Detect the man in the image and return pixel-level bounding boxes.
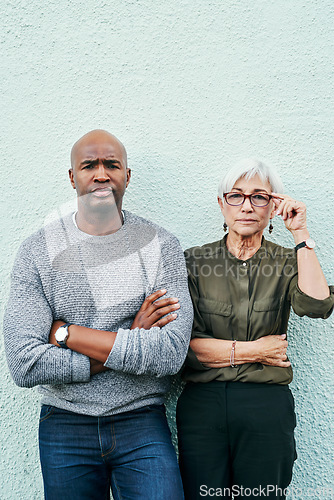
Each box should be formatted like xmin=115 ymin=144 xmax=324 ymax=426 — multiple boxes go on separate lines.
xmin=4 ymin=130 xmax=193 ymax=499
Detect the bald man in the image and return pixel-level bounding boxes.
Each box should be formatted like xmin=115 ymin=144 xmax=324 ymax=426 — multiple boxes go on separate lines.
xmin=4 ymin=130 xmax=193 ymax=500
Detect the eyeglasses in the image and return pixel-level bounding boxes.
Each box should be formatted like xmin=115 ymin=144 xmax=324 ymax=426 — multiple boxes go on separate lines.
xmin=223 ymin=192 xmax=272 ymax=207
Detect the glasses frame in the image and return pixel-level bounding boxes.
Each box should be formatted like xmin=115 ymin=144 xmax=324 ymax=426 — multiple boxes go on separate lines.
xmin=223 ymin=192 xmax=273 ymax=207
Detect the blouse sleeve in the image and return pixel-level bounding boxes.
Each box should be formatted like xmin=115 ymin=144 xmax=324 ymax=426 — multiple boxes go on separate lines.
xmin=288 ymin=275 xmax=334 ymax=319
xmin=184 ymin=253 xmax=213 ymax=372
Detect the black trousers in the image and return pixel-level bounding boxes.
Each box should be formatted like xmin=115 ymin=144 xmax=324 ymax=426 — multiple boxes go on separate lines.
xmin=176 ymin=381 xmax=297 ymax=500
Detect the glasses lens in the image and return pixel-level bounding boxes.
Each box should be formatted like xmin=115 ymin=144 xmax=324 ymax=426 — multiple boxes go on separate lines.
xmin=250 ymin=194 xmax=270 ymax=207
xmin=225 ymin=193 xmax=244 ymax=205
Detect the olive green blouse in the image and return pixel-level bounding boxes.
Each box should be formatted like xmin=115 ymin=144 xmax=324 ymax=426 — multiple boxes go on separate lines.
xmin=182 ymin=236 xmax=334 ymax=385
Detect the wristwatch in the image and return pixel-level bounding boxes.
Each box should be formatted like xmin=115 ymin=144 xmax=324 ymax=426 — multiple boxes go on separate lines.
xmin=55 ymin=323 xmax=72 ymax=348
xmin=295 ymin=238 xmax=316 ymax=251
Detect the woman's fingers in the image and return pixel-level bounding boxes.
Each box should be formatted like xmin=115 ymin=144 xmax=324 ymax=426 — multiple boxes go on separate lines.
xmin=283 ymin=202 xmax=297 ymax=220
xmin=272 ymin=193 xmax=304 ymax=214
xmin=271 ymin=193 xmax=284 ymax=208
xmin=274 ymin=359 xmax=291 ymax=367
xmin=256 ymin=334 xmax=291 ymax=366
xmin=271 ymin=193 xmax=307 ymax=231
xmin=273 ymin=197 xmax=296 ymax=219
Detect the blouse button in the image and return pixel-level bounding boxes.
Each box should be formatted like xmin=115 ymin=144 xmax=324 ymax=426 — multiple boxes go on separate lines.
xmin=242 ymin=262 xmax=247 ymax=267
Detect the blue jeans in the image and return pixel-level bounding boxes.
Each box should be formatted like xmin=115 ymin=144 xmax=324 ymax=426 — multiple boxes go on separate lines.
xmin=39 ymin=404 xmax=184 ymax=500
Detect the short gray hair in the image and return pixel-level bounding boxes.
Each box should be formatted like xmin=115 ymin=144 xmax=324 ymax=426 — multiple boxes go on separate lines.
xmin=217 ymin=158 xmax=284 ymax=199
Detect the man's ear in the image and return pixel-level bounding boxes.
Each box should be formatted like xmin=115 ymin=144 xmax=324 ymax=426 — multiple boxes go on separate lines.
xmin=126 ymin=168 xmax=131 ymax=188
xmin=69 ymin=169 xmax=76 ymax=190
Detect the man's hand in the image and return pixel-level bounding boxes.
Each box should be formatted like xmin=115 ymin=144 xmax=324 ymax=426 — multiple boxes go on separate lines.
xmin=254 ymin=334 xmax=291 ymax=367
xmin=131 ymin=289 xmax=180 ymax=330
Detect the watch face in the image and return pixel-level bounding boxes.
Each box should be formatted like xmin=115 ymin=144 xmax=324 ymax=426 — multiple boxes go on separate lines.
xmin=306 ymin=238 xmax=316 ymax=249
xmin=55 ymin=327 xmax=68 ymax=342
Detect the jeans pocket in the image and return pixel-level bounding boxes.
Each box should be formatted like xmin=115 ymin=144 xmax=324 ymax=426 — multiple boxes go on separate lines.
xmin=39 ymin=405 xmax=55 ymax=423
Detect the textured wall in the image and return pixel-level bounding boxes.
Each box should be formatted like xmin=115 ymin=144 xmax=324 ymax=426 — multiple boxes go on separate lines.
xmin=1 ymin=0 xmax=333 ymax=498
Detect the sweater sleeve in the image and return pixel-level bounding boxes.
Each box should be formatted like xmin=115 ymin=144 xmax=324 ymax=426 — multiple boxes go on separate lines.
xmin=3 ymin=240 xmax=91 ymax=388
xmin=104 ymin=234 xmax=193 ymax=376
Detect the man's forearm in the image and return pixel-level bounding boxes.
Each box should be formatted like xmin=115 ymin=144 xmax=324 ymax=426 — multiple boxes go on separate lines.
xmin=50 ymin=321 xmax=117 ymax=363
xmin=50 ymin=289 xmax=185 ymax=369
xmin=67 ymin=325 xmax=117 ymax=362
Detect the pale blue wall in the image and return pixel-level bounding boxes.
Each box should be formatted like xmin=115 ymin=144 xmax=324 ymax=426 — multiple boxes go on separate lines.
xmin=1 ymin=1 xmax=333 ymax=498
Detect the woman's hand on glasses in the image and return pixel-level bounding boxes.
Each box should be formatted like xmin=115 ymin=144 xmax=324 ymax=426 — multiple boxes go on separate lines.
xmin=272 ymin=193 xmax=307 ymax=233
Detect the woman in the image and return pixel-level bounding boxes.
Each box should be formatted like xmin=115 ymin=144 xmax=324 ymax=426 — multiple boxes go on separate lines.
xmin=176 ymin=159 xmax=333 ymax=500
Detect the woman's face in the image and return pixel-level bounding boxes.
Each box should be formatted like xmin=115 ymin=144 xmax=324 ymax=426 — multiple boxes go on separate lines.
xmin=218 ymin=174 xmax=275 ymax=238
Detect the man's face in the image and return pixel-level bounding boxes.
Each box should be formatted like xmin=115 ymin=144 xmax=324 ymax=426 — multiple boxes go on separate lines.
xmin=69 ymin=132 xmax=131 ymax=212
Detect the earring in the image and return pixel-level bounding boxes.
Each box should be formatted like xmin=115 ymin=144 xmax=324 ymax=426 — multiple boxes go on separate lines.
xmin=223 ymin=222 xmax=228 ymax=232
xmin=269 ymin=220 xmax=273 ymax=234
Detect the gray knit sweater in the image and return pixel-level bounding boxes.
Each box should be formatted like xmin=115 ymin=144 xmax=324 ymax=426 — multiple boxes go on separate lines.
xmin=3 ymin=210 xmax=193 ymax=416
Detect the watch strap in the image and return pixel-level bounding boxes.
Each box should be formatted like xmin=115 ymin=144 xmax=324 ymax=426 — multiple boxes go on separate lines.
xmin=295 ymin=238 xmax=316 ymax=251
xmin=295 ymin=241 xmax=307 ymax=251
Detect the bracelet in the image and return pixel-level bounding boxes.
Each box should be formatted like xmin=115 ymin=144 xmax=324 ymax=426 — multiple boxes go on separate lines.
xmin=230 ymin=340 xmax=237 ymax=368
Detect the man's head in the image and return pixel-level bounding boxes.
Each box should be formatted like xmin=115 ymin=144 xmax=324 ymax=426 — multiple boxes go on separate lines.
xmin=69 ymin=129 xmax=131 ymax=214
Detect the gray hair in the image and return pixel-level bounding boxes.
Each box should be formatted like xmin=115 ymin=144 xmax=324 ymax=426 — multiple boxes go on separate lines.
xmin=217 ymin=158 xmax=284 ymax=199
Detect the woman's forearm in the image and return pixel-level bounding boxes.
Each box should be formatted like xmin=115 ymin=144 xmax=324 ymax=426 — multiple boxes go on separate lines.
xmin=272 ymin=195 xmax=330 ymax=300
xmin=190 ymin=338 xmax=255 ymax=367
xmin=190 ymin=335 xmax=290 ymax=368
xmin=292 ymin=229 xmax=330 ymax=300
